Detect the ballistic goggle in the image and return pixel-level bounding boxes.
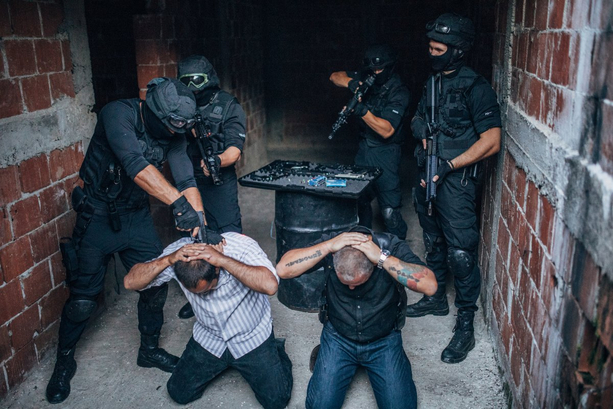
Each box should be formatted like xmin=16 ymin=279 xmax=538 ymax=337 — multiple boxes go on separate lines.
xmin=166 ymin=113 xmax=196 ymax=129
xmin=179 ymin=73 xmax=209 ymax=89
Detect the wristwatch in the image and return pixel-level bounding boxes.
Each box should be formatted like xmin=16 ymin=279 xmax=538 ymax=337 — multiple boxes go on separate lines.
xmin=377 ymin=249 xmax=391 ymax=269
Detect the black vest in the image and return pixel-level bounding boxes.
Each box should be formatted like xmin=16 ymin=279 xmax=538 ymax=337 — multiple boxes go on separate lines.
xmin=80 ymin=99 xmax=172 ymax=208
xmin=360 ymin=74 xmax=407 ymax=146
xmin=432 ymin=66 xmax=487 ymax=160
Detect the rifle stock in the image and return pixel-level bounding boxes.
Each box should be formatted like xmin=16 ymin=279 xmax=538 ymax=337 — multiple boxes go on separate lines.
xmin=328 ymin=74 xmax=376 ymax=140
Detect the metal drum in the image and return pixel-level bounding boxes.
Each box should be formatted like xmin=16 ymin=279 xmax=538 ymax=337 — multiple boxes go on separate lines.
xmin=275 ymin=191 xmax=357 ymax=311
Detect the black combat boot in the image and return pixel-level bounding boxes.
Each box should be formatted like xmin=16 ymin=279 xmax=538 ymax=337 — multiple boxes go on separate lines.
xmin=137 ymin=334 xmax=179 ymax=373
xmin=406 ymin=295 xmax=449 ymax=317
xmin=46 ymin=348 xmax=77 ymax=404
xmin=178 ymin=302 xmax=195 ymax=319
xmin=441 ymin=310 xmax=475 ymax=364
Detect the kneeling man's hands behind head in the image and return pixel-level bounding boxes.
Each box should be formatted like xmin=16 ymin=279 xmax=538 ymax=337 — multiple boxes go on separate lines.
xmin=169 ymin=242 xmax=226 ymax=264
xmin=327 ymin=232 xmax=370 ymax=253
xmin=351 ymin=239 xmax=381 ymax=265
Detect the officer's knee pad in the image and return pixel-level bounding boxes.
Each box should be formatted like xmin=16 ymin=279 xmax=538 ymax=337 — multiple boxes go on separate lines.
xmin=139 ymin=283 xmax=168 ymax=311
xmin=423 ymin=232 xmax=444 ymax=254
xmin=382 ymin=207 xmax=401 ymax=229
xmin=65 ymin=296 xmax=97 ymax=323
xmin=447 ymin=248 xmax=475 ymax=279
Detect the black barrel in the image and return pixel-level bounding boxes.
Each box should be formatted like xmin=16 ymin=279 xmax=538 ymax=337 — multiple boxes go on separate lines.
xmin=275 ymin=191 xmax=357 ymax=311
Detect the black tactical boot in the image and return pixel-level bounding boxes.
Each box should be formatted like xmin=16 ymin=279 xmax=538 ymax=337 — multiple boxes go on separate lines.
xmin=441 ymin=311 xmax=475 ymax=364
xmin=178 ymin=302 xmax=195 ymax=319
xmin=406 ymin=295 xmax=449 ymax=317
xmin=137 ymin=334 xmax=179 ymax=373
xmin=46 ymin=349 xmax=77 ymax=404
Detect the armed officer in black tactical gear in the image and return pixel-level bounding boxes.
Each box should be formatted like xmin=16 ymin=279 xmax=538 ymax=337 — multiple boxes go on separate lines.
xmin=330 ymin=44 xmax=410 ymax=240
xmin=406 ymin=13 xmax=501 ymax=364
xmin=46 ymin=78 xmax=205 ymax=404
xmin=175 ymin=55 xmax=247 ymax=319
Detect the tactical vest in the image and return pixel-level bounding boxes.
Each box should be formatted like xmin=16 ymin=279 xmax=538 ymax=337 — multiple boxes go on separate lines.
xmin=361 ymin=75 xmax=407 ymax=146
xmin=433 ymin=66 xmax=487 ymax=160
xmin=188 ymin=91 xmax=236 ymax=160
xmin=80 ymin=99 xmax=172 ymax=208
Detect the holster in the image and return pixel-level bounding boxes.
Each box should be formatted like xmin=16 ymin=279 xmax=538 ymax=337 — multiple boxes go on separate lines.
xmin=59 ymin=237 xmax=79 ymax=284
xmin=318 ymin=303 xmax=328 ymax=324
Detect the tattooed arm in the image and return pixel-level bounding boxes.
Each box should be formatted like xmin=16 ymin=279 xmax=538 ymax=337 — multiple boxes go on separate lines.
xmin=277 ymin=232 xmax=370 ymax=279
xmin=351 ymin=240 xmax=437 ymax=296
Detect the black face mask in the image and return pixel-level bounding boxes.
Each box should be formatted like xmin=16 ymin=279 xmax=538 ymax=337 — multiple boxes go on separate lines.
xmin=143 ymin=104 xmax=174 ymax=139
xmin=194 ymin=86 xmax=220 ymax=107
xmin=430 ymin=47 xmax=465 ymax=72
xmin=373 ymin=67 xmax=394 ymax=85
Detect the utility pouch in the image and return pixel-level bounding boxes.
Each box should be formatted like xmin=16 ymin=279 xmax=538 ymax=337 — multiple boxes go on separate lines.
xmin=107 ymin=201 xmax=121 ymax=232
xmin=59 ymin=237 xmax=79 ymax=284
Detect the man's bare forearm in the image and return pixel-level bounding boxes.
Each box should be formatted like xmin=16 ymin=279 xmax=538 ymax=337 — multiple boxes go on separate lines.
xmin=277 ymin=245 xmax=328 ymax=279
xmin=219 ymin=256 xmax=278 ymax=295
xmin=125 ymin=255 xmax=172 ymax=291
xmin=383 ymin=257 xmax=437 ymax=295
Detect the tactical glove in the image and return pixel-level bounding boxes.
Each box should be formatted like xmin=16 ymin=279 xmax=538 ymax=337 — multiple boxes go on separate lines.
xmin=348 ymin=79 xmax=361 ymax=93
xmin=353 ymin=102 xmax=368 ymax=117
xmin=434 ymin=160 xmax=455 ymax=184
xmin=171 ymin=196 xmax=200 ymax=230
xmin=411 ymin=117 xmax=428 ymax=140
xmin=204 ymin=227 xmax=223 ymax=245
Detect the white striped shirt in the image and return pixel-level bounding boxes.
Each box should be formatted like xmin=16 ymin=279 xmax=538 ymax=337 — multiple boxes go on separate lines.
xmin=145 ymin=232 xmax=278 ymax=359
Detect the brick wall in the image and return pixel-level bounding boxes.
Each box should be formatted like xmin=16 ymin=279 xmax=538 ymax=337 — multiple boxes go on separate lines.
xmin=0 ymin=0 xmax=95 ymax=398
xmin=482 ymin=0 xmax=613 ymax=407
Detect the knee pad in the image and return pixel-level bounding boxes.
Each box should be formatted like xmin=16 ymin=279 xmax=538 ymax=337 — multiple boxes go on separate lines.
xmin=139 ymin=283 xmax=168 ymax=311
xmin=423 ymin=232 xmax=444 ymax=254
xmin=382 ymin=207 xmax=401 ymax=229
xmin=447 ymin=248 xmax=475 ymax=279
xmin=65 ymin=297 xmax=97 ymax=323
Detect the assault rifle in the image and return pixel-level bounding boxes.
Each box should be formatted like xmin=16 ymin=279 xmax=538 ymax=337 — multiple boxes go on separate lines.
xmin=425 ymin=74 xmax=440 ymax=216
xmin=328 ymin=74 xmax=376 ymax=140
xmin=194 ymin=113 xmax=223 ymax=186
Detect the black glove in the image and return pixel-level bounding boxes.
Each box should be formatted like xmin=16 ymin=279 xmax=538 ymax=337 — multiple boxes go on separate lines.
xmin=204 ymin=227 xmax=223 ymax=245
xmin=171 ymin=196 xmax=200 ymax=230
xmin=414 ymin=145 xmax=426 ymax=168
xmin=352 ymin=102 xmax=368 ymax=117
xmin=411 ymin=117 xmax=428 ymax=140
xmin=348 ymin=79 xmax=360 ymax=93
xmin=434 ymin=160 xmax=455 ymax=184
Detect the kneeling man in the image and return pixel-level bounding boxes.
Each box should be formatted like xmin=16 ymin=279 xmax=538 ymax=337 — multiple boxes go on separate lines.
xmin=125 ymin=233 xmax=292 ymax=408
xmin=277 ymin=227 xmax=436 ymax=409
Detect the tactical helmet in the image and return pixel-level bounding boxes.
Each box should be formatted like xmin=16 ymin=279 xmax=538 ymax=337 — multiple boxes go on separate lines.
xmin=178 ymin=55 xmax=221 ymax=91
xmin=363 ymin=44 xmax=397 ymax=70
xmin=145 ymin=78 xmax=197 ymax=133
xmin=426 ymin=13 xmax=475 ymax=52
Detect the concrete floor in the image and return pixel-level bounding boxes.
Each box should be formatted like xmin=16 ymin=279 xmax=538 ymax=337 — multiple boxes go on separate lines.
xmin=2 ymin=146 xmax=507 ymax=408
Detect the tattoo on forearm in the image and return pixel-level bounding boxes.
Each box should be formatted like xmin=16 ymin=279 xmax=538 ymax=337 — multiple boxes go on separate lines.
xmin=285 ymin=250 xmax=322 ymax=267
xmin=389 ymin=264 xmax=429 ymax=290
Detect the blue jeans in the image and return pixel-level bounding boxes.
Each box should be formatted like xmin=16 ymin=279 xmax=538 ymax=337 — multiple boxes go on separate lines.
xmin=306 ymin=322 xmax=417 ymax=409
xmin=167 ymin=333 xmax=292 ymax=408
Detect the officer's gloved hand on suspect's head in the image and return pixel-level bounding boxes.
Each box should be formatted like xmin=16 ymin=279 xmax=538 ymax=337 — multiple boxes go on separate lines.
xmin=434 ymin=160 xmax=455 ymax=184
xmin=411 ymin=117 xmax=428 ymax=140
xmin=204 ymin=227 xmax=223 ymax=245
xmin=171 ymin=196 xmax=200 ymax=231
xmin=352 ymin=102 xmax=369 ymax=118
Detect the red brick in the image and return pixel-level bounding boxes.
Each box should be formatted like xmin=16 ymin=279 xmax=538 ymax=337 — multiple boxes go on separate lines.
xmin=552 ymin=87 xmax=573 ymax=136
xmin=49 ymin=142 xmax=82 ymax=179
xmin=9 ymin=0 xmax=41 ymax=37
xmin=525 ymin=0 xmax=537 ymax=27
xmin=548 ymin=0 xmax=565 ymax=28
xmin=22 ymin=261 xmax=52 ymax=306
xmin=160 ymin=15 xmax=174 ymax=40
xmin=601 ymin=102 xmax=613 ymax=174
xmin=597 ymin=273 xmax=613 ymax=352
xmin=18 ymin=154 xmax=51 ymax=194
xmin=528 ymin=235 xmax=543 ymax=288
xmin=550 ymin=32 xmax=573 ymax=87
xmin=10 ymin=195 xmax=42 ymax=238
xmin=133 ymin=15 xmax=162 ymax=40
xmin=137 ymin=65 xmax=165 ymax=89
xmin=49 ymin=251 xmax=65 ymax=286
xmin=538 ymin=195 xmax=555 ymax=254
xmin=568 ymin=0 xmax=589 ymax=28
xmin=500 ymin=307 xmax=513 ymax=356
xmin=29 ymin=222 xmax=58 ymax=264
xmin=561 ymin=295 xmax=582 ymax=360
xmin=0 ymin=166 xmax=21 ymax=207
xmin=163 ymin=63 xmax=177 ymax=78
xmin=0 ymin=208 xmax=12 ymax=249
xmin=536 ymin=33 xmax=552 ymax=81
xmin=497 ymin=218 xmax=511 ymax=265
xmin=551 ymin=216 xmax=575 ymax=283
xmin=515 ymin=0 xmax=525 ymax=25
xmin=571 ymin=245 xmax=600 ymax=321
xmin=0 ymin=78 xmax=23 ymax=119
xmin=534 ymin=0 xmax=549 ymax=30
xmin=0 ymin=325 xmax=10 ymax=367
xmin=34 ymin=320 xmax=59 ymax=360
xmin=509 ymin=244 xmax=522 ymax=287
xmin=4 ymin=39 xmax=37 ymax=76
xmin=39 ymin=285 xmax=68 ymax=328
xmin=525 ymin=32 xmax=538 ymax=75
xmin=0 ymin=1 xmax=11 ymax=36
xmin=21 ymin=75 xmax=52 ymax=112
xmin=135 ymin=40 xmax=161 ymax=65
xmin=39 ymin=1 xmax=65 ymax=37
xmin=39 ymin=184 xmax=69 ymax=224
xmin=0 ymin=279 xmax=25 ymax=324
xmin=49 ymin=72 xmax=75 ymax=100
xmin=9 ymin=304 xmax=40 ymax=351
xmin=510 ymin=337 xmax=522 ymax=386
xmin=525 ymin=182 xmax=539 ymax=231
xmin=0 ymin=233 xmax=34 ymax=282
xmin=61 ymin=40 xmax=72 ymax=71
xmin=35 ymin=39 xmax=63 ymax=73
xmin=5 ymin=341 xmax=37 ymax=389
